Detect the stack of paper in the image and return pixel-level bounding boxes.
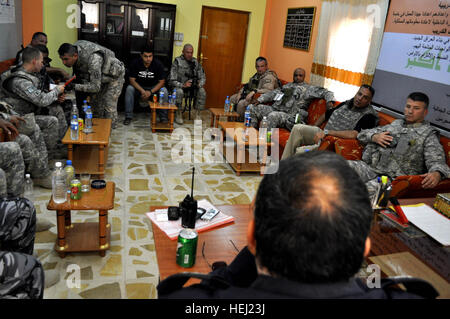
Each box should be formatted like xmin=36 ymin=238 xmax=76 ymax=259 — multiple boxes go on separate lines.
xmin=146 ymin=199 xmax=235 ymax=240
xmin=400 ymin=204 xmax=450 ymax=246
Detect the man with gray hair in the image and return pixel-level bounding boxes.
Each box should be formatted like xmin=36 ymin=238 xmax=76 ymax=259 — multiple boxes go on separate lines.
xmin=229 ymin=56 xmax=279 ymax=120
xmin=168 ymin=44 xmax=206 ymax=124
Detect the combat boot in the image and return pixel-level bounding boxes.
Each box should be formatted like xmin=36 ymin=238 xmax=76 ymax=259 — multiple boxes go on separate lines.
xmin=34 ymin=173 xmax=52 ymax=189
xmin=175 ymin=109 xmax=184 ymax=124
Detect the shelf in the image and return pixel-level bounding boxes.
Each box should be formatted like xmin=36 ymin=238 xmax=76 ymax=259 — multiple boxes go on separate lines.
xmin=107 ymin=13 xmax=124 ymax=17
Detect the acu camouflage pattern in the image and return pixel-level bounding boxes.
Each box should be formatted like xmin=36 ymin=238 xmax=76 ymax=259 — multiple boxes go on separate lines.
xmin=249 ymin=82 xmax=335 ymax=130
xmin=0 ymin=67 xmax=67 ymax=141
xmin=0 ymin=143 xmax=25 ymax=197
xmin=168 ymin=55 xmax=206 ymax=110
xmin=73 ymin=40 xmax=126 ymax=127
xmin=230 ymin=69 xmax=280 ymax=118
xmin=348 ymin=119 xmax=450 ymax=198
xmin=324 ymin=99 xmax=379 ymax=131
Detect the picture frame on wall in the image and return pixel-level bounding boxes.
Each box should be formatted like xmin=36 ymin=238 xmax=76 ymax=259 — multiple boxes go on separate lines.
xmin=283 ymin=7 xmax=316 ymax=52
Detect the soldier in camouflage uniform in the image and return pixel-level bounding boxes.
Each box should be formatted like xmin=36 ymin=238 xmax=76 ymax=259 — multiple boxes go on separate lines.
xmin=347 ymin=92 xmax=450 ymax=198
xmin=282 ymin=85 xmax=378 ymax=159
xmin=0 ymin=47 xmax=66 ymax=159
xmin=58 ymin=40 xmax=125 ymax=129
xmin=230 ymin=57 xmax=279 ymax=120
xmin=249 ymin=68 xmax=335 ymax=130
xmin=168 ymin=44 xmax=206 ymax=124
xmin=0 ymin=115 xmax=52 ymax=195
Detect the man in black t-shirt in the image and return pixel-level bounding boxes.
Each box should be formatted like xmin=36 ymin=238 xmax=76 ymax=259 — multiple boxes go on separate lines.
xmin=282 ymin=84 xmax=379 ymax=159
xmin=124 ymin=45 xmax=168 ymax=125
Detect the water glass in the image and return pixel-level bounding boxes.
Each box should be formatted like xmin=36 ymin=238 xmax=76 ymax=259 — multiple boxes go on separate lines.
xmin=80 ymin=173 xmax=91 ymax=192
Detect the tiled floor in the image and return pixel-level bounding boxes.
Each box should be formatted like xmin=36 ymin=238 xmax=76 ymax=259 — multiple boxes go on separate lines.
xmin=33 ymin=110 xmax=262 ymax=299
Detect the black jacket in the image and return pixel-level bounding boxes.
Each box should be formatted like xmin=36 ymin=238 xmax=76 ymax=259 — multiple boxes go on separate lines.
xmin=158 ymin=247 xmax=438 ymax=299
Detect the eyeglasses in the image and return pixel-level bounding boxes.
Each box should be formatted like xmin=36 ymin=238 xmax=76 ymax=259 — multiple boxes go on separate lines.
xmin=201 ymin=240 xmax=241 ymax=270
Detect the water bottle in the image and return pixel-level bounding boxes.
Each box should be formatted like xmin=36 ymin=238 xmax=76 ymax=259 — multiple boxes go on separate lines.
xmin=23 ymin=173 xmax=34 ymax=202
xmin=70 ymin=115 xmax=79 ymax=140
xmin=172 ymin=89 xmax=177 ymax=104
xmin=52 ymin=162 xmax=67 ymax=204
xmin=259 ymin=116 xmax=268 ymax=141
xmin=159 ymin=88 xmax=164 ymax=105
xmin=84 ymin=105 xmax=93 ymax=133
xmin=224 ymin=96 xmax=230 ymax=113
xmin=243 ymin=106 xmax=251 ymax=141
xmin=64 ymin=160 xmax=75 ymax=194
xmin=82 ymin=100 xmax=88 ymax=112
xmin=71 ymin=100 xmax=79 ymax=120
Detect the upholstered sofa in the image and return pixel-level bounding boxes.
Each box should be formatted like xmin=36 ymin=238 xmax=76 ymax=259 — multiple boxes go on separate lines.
xmin=275 ymin=99 xmax=450 ymax=199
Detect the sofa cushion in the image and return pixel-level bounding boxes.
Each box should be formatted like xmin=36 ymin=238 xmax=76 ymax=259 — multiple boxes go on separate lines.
xmin=0 ymin=58 xmax=15 ymax=74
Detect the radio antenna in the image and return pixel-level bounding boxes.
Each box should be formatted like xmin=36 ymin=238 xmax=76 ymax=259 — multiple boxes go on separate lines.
xmin=191 ymin=167 xmax=195 ymax=198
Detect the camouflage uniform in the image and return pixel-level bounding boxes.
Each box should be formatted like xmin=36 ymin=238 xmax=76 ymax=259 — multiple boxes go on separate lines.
xmin=249 ymin=82 xmax=335 ymax=130
xmin=348 ymin=119 xmax=450 ymax=197
xmin=0 ymin=143 xmax=25 ymax=197
xmin=229 ymin=69 xmax=279 ymax=119
xmin=168 ymin=54 xmax=206 ymax=110
xmin=282 ymin=99 xmax=378 ymax=159
xmin=0 ymin=169 xmax=6 ymax=198
xmin=0 ymin=251 xmax=44 ymax=299
xmin=0 ymin=66 xmax=68 ymax=141
xmin=72 ymin=40 xmax=125 ymax=128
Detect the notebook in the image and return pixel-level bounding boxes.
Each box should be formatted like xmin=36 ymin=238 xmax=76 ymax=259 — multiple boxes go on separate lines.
xmin=146 ymin=199 xmax=234 ymax=240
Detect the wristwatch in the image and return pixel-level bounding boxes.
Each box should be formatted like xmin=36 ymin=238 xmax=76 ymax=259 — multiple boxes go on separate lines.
xmin=323 ymin=129 xmax=329 ymax=136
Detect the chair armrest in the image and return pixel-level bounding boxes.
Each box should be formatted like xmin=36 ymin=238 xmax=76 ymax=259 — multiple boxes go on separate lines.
xmin=391 ymin=175 xmax=450 ymax=198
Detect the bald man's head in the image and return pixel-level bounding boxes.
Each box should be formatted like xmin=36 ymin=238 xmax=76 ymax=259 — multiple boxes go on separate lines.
xmin=182 ymin=44 xmax=194 ymax=61
xmin=293 ymin=68 xmax=306 ymax=83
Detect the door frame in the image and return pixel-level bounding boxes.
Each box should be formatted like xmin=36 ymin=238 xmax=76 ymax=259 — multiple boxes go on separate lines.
xmin=197 ymin=6 xmax=250 ymax=97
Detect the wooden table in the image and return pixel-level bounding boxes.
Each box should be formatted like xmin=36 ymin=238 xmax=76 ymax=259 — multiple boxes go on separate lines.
xmin=61 ymin=118 xmax=111 ymax=178
xmin=218 ymin=121 xmax=272 ymax=176
xmin=151 ymin=204 xmax=252 ymax=283
xmin=209 ymin=108 xmax=240 ymax=127
xmin=47 ymin=182 xmax=115 ymax=258
xmin=152 ymin=201 xmax=449 ymax=294
xmin=149 ymin=102 xmax=177 ymax=133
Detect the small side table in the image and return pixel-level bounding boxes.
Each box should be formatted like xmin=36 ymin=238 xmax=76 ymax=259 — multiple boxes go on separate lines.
xmin=209 ymin=108 xmax=240 ymax=128
xmin=47 ymin=182 xmax=115 ymax=258
xmin=149 ymin=102 xmax=178 ymax=133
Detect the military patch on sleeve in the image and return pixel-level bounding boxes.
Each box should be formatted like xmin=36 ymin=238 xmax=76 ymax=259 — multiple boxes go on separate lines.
xmin=93 ymin=71 xmax=101 ymax=79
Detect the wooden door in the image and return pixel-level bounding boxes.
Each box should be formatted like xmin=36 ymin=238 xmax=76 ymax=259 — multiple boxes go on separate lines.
xmin=198 ymin=7 xmax=249 ymax=108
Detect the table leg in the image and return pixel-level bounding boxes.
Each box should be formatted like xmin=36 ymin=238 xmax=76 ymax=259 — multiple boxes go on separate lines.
xmin=169 ymin=110 xmax=174 ymax=133
xmin=64 ymin=210 xmax=72 ymax=229
xmin=214 ymin=115 xmax=219 ymax=128
xmin=99 ymin=209 xmax=108 ymax=257
xmin=56 ymin=209 xmax=67 ymax=258
xmin=67 ymin=144 xmax=73 ymax=161
xmin=151 ymin=109 xmax=156 ymax=133
xmin=98 ymin=145 xmax=104 ymax=178
xmin=210 ymin=112 xmax=214 ymax=127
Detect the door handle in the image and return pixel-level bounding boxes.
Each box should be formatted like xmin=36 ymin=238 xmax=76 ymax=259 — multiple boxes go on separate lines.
xmin=199 ymin=53 xmax=208 ymax=63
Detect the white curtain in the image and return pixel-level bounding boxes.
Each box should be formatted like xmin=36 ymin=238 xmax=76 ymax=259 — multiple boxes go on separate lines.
xmin=311 ymin=0 xmax=388 ymax=102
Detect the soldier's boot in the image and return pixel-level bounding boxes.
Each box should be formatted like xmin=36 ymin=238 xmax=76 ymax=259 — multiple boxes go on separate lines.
xmin=175 ymin=109 xmax=184 ymax=124
xmin=33 ymin=173 xmax=52 ymax=189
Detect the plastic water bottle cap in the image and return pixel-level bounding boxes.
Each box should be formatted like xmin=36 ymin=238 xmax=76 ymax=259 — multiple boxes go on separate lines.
xmin=55 ymin=162 xmax=62 ymax=168
xmin=66 ymin=160 xmax=72 ymax=165
xmin=83 ymin=100 xmax=87 ymax=103
xmin=73 ymin=115 xmax=77 ymax=119
xmin=26 ymin=173 xmax=30 ymax=178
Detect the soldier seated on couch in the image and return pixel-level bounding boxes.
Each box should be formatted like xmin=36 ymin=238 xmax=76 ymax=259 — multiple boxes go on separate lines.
xmin=282 ymin=84 xmax=378 ymax=159
xmin=248 ymin=68 xmax=335 ymax=131
xmin=347 ymin=92 xmax=450 ymax=199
